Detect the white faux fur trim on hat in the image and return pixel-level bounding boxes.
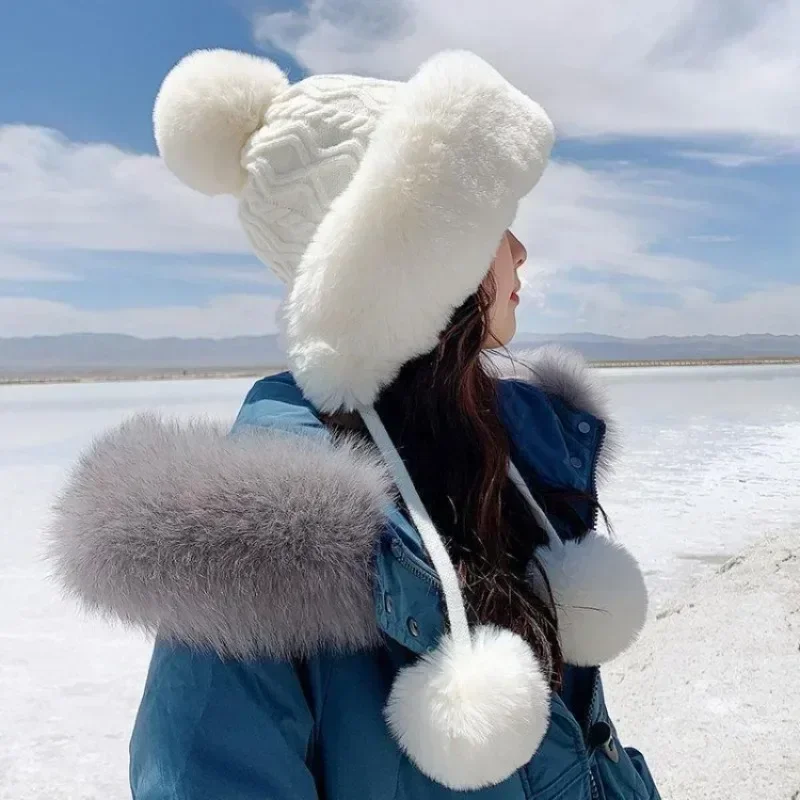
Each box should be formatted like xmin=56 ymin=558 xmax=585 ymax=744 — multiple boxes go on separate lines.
xmin=285 ymin=50 xmax=555 ymax=412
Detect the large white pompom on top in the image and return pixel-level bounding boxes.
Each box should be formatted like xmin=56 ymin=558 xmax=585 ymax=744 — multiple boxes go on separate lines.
xmin=535 ymin=532 xmax=649 ymax=667
xmin=385 ymin=625 xmax=551 ymax=790
xmin=153 ymin=49 xmax=289 ymax=195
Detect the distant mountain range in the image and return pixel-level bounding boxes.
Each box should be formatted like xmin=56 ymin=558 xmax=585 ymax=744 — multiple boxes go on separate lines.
xmin=0 ymin=333 xmax=284 ymax=374
xmin=513 ymin=332 xmax=800 ymax=362
xmin=1 ymin=332 xmax=800 ymax=377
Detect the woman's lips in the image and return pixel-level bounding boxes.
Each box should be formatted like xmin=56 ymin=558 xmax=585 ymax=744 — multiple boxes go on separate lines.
xmin=510 ymin=291 xmax=520 ymax=303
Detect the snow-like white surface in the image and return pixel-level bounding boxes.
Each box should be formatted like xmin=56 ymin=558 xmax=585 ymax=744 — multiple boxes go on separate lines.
xmin=607 ymin=529 xmax=800 ymax=800
xmin=600 ymin=364 xmax=800 ymax=607
xmin=0 ymin=378 xmax=253 ymax=800
xmin=1 ymin=366 xmax=799 ymax=799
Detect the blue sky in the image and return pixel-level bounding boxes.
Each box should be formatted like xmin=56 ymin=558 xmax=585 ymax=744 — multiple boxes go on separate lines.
xmin=1 ymin=0 xmax=798 ymax=338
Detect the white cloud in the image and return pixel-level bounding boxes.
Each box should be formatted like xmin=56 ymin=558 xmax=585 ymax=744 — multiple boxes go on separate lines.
xmin=0 ymin=294 xmax=283 ymax=338
xmin=512 ymin=160 xmax=724 ymax=286
xmin=254 ymin=0 xmax=800 ymax=143
xmin=0 ymin=253 xmax=78 ymax=282
xmin=520 ymin=280 xmax=800 ymax=336
xmin=687 ymin=234 xmax=737 ymax=243
xmin=4 ymin=277 xmax=795 ymax=339
xmin=3 ymin=123 xmax=725 ymax=290
xmin=675 ymin=150 xmax=778 ymax=169
xmin=179 ymin=265 xmax=280 ymax=286
xmin=1 ymin=125 xmax=794 ymax=337
xmin=0 ymin=125 xmax=249 ymax=254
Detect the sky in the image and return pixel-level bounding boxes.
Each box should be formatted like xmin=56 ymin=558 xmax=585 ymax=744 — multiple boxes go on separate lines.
xmin=0 ymin=0 xmax=798 ymax=339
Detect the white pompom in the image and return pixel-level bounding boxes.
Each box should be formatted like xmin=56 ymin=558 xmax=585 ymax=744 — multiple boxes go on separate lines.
xmin=385 ymin=626 xmax=550 ymax=790
xmin=536 ymin=532 xmax=648 ymax=667
xmin=154 ymin=49 xmax=289 ymax=195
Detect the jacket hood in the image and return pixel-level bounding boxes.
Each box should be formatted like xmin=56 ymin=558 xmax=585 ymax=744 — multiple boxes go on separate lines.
xmin=491 ymin=345 xmax=619 ymax=487
xmin=49 ymin=415 xmax=390 ymax=660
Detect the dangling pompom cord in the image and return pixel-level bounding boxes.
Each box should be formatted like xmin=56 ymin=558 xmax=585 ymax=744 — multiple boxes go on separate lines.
xmin=360 ymin=408 xmax=551 ymax=791
xmin=508 ymin=461 xmax=648 ymax=667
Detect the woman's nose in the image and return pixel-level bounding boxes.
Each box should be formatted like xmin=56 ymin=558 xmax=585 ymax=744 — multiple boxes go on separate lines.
xmin=507 ymin=230 xmax=527 ymax=268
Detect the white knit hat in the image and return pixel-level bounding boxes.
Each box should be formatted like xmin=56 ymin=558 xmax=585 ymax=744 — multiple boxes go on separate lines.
xmin=154 ymin=48 xmax=555 ymax=412
xmin=154 ymin=50 xmax=648 ymax=791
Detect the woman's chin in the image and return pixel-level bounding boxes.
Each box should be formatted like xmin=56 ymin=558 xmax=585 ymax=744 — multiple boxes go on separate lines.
xmin=482 ymin=323 xmax=516 ymax=350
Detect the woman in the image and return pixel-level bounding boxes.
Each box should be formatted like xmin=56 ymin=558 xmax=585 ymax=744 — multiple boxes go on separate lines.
xmin=50 ymin=49 xmax=660 ymax=798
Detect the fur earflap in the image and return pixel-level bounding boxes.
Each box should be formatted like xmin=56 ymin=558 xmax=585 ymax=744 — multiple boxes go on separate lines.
xmin=47 ymin=414 xmax=390 ymax=659
xmin=286 ymin=50 xmax=555 ymax=412
xmin=154 ymin=49 xmax=289 ymax=195
xmin=533 ymin=532 xmax=648 ymax=666
xmin=495 ymin=345 xmax=619 ymax=483
xmin=385 ymin=626 xmax=550 ymax=790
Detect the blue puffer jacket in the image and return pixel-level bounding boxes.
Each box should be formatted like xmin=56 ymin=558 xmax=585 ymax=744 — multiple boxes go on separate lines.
xmin=53 ymin=351 xmax=660 ymax=799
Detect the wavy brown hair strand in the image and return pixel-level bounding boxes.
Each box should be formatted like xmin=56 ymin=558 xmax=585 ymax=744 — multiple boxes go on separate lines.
xmin=373 ymin=278 xmax=566 ymax=688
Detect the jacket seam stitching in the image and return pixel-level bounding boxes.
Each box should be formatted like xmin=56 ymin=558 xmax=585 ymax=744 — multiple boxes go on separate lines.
xmin=312 ymin=658 xmax=337 ymax=752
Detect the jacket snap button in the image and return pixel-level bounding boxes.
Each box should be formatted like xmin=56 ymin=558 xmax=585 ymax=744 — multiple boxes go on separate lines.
xmin=407 ymin=618 xmax=420 ymax=637
xmin=570 ymin=456 xmax=583 ymax=469
xmin=588 ymin=721 xmax=611 ymax=748
xmin=390 ymin=538 xmax=403 ymax=558
xmin=384 ymin=593 xmax=394 ymax=615
xmin=588 ymin=721 xmax=619 ymax=763
xmin=578 ymin=421 xmax=591 ymax=434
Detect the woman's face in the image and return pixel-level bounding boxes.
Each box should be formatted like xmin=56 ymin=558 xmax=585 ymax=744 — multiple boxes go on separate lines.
xmin=484 ymin=229 xmax=527 ymax=348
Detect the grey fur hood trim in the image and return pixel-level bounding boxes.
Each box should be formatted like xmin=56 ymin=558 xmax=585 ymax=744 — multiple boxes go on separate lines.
xmin=48 ymin=414 xmax=391 ymax=659
xmin=490 ymin=345 xmax=619 ymax=484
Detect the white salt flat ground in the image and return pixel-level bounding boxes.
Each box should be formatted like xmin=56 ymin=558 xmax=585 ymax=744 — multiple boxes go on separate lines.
xmin=2 ymin=365 xmax=799 ymax=799
xmin=608 ymin=527 xmax=799 ymax=800
xmin=599 ymin=364 xmax=800 ymax=603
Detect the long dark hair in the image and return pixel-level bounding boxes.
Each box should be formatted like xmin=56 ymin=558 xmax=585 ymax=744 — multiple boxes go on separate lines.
xmin=323 ymin=278 xmax=599 ymax=688
xmin=374 ymin=277 xmax=567 ymax=688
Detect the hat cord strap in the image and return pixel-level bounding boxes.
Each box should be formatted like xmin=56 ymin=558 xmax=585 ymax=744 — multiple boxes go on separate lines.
xmin=359 ymin=406 xmax=472 ymax=652
xmin=507 ymin=461 xmax=566 ymax=554
xmin=359 ymin=407 xmax=566 ymax=653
